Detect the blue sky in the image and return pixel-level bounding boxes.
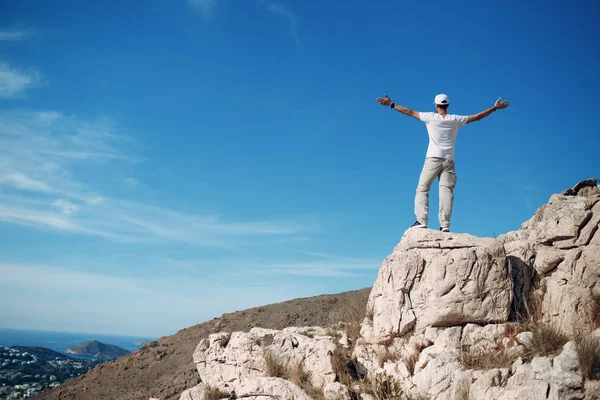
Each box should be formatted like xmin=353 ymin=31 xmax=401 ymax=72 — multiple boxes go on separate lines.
xmin=1 ymin=0 xmax=598 ymax=337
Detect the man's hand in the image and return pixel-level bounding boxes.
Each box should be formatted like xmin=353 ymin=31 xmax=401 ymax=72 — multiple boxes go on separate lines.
xmin=494 ymin=97 xmax=510 ymax=110
xmin=377 ymin=94 xmax=393 ymax=106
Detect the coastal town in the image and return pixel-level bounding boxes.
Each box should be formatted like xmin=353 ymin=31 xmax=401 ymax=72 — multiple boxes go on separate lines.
xmin=0 ymin=346 xmax=101 ymax=399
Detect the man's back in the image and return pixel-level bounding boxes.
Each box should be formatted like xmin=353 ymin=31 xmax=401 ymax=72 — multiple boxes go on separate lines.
xmin=418 ymin=112 xmax=468 ymax=160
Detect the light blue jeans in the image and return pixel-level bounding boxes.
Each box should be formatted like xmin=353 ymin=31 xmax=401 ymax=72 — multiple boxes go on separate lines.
xmin=414 ymin=157 xmax=457 ymax=228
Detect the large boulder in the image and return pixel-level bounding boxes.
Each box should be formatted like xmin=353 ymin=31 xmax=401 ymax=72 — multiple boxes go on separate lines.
xmin=360 ymin=229 xmax=512 ymax=342
xmin=191 ymin=327 xmax=345 ymax=399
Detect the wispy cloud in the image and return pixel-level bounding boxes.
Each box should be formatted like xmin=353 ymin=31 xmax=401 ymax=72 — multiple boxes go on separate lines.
xmin=0 ymin=109 xmax=312 ymax=246
xmin=0 ymin=29 xmax=36 ymax=42
xmin=188 ymin=0 xmax=217 ymax=21
xmin=154 ymin=253 xmax=380 ymax=278
xmin=0 ymin=262 xmax=327 ymax=335
xmin=260 ymin=252 xmax=380 ymax=277
xmin=260 ymin=0 xmax=299 ymax=43
xmin=123 ymin=177 xmax=138 ymax=187
xmin=52 ymin=199 xmax=79 ymax=215
xmin=0 ymin=63 xmax=42 ymax=98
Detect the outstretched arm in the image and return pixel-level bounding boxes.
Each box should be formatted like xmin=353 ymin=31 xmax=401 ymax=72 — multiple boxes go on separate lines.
xmin=377 ymin=94 xmax=420 ymax=120
xmin=466 ymin=97 xmax=510 ymax=124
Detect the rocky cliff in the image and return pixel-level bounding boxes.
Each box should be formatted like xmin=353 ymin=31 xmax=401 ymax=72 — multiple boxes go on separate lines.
xmin=179 ymin=178 xmax=600 ymax=400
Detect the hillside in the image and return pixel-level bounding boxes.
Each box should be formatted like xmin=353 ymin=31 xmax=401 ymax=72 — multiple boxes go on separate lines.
xmin=65 ymin=340 xmax=129 ymax=360
xmin=10 ymin=346 xmax=71 ymax=362
xmin=36 ymin=288 xmax=371 ymax=400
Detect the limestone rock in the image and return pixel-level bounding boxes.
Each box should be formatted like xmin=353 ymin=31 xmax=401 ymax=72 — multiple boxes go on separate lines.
xmin=193 ymin=327 xmax=338 ymax=389
xmin=548 ymin=341 xmax=583 ymax=400
xmin=501 ymin=180 xmax=600 ymax=335
xmin=515 ymin=332 xmax=533 ymax=348
xmin=361 ymin=229 xmax=512 ymax=342
xmin=179 ymin=384 xmax=204 ymax=400
xmin=234 ymin=377 xmax=312 ymax=400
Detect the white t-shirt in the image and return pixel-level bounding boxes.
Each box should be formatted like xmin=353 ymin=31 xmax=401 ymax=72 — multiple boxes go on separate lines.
xmin=418 ymin=112 xmax=469 ymax=160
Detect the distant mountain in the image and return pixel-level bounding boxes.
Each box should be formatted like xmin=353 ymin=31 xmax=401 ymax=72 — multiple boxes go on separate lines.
xmin=65 ymin=340 xmax=130 ymax=359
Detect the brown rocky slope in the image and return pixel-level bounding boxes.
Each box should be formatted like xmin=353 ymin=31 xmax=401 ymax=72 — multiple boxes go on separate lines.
xmin=36 ymin=288 xmax=370 ymax=400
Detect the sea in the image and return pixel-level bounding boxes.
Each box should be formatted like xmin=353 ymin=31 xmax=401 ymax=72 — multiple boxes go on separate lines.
xmin=0 ymin=328 xmax=155 ymax=357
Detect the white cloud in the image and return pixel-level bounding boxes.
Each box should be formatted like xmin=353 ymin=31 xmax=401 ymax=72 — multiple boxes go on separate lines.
xmin=123 ymin=177 xmax=138 ymax=187
xmin=0 ymin=171 xmax=50 ymax=192
xmin=52 ymin=199 xmax=79 ymax=215
xmin=0 ymin=63 xmax=42 ymax=98
xmin=189 ymin=0 xmax=216 ymax=21
xmin=260 ymin=0 xmax=299 ymax=43
xmin=0 ymin=109 xmax=313 ymax=246
xmin=0 ymin=29 xmax=36 ymax=42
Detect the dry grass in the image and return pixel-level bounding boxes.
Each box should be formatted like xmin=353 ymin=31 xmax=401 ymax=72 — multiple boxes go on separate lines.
xmin=377 ymin=331 xmax=404 ymax=347
xmin=576 ymin=335 xmax=600 ymax=381
xmin=378 ymin=347 xmax=398 ymax=368
xmin=299 ymin=329 xmax=315 ymax=338
xmin=366 ymin=308 xmax=375 ymax=322
xmin=456 ymin=382 xmax=470 ymax=400
xmin=587 ymin=292 xmax=600 ymax=330
xmin=289 ymin=362 xmax=327 ymax=400
xmin=289 ymin=361 xmax=311 ymax=387
xmin=512 ymin=289 xmax=568 ymax=359
xmin=525 ymin=322 xmax=568 ymax=359
xmin=203 ymin=385 xmax=230 ymax=400
xmin=329 ymin=299 xmax=366 ymax=343
xmin=405 ymin=352 xmax=420 ymax=375
xmin=372 ymin=374 xmax=403 ymax=400
xmin=325 ymin=328 xmax=343 ymax=339
xmin=263 ymin=348 xmax=288 ymax=379
xmin=459 ymin=344 xmax=517 ymax=370
xmin=263 ymin=350 xmax=327 ymax=399
xmin=302 ymin=384 xmax=326 ymax=400
xmin=331 ymin=346 xmax=355 ymax=387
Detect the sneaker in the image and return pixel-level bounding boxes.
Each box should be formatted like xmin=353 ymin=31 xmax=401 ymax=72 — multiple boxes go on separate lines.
xmin=440 ymin=227 xmax=450 ymax=233
xmin=410 ymin=221 xmax=427 ymax=229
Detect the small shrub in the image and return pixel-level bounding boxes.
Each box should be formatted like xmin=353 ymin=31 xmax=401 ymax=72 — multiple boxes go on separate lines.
xmin=459 ymin=345 xmax=517 ymax=370
xmin=203 ymin=385 xmax=230 ymax=400
xmin=526 ymin=322 xmax=568 ymax=358
xmin=299 ymin=329 xmax=315 ymax=338
xmin=576 ymin=335 xmax=600 ymax=381
xmin=373 ymin=374 xmax=403 ymax=400
xmin=263 ymin=348 xmax=288 ymax=379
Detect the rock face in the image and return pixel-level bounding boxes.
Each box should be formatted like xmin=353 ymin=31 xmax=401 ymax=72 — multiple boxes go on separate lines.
xmin=500 ymin=178 xmax=600 ymax=335
xmin=360 ymin=230 xmax=512 ymax=342
xmin=182 ymin=327 xmax=349 ymax=400
xmin=176 ymin=179 xmax=600 ymax=400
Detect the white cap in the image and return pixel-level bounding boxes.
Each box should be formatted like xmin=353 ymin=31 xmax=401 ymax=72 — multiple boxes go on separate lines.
xmin=434 ymin=94 xmax=449 ymax=105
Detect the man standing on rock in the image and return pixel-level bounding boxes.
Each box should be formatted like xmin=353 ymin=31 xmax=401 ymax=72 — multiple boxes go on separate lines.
xmin=377 ymin=93 xmax=510 ymax=232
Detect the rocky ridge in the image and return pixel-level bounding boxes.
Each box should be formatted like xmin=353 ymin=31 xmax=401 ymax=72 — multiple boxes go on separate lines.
xmin=179 ymin=178 xmax=600 ymax=400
